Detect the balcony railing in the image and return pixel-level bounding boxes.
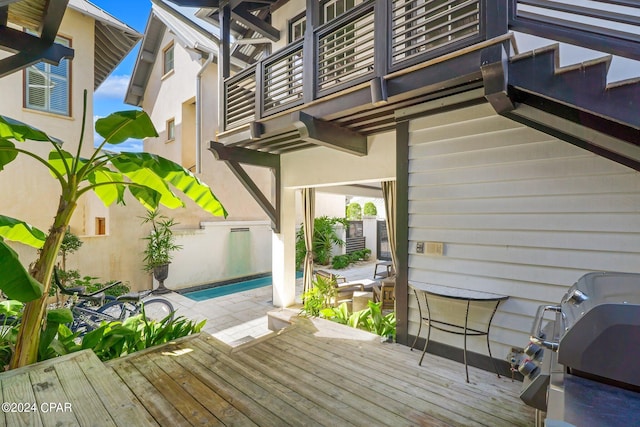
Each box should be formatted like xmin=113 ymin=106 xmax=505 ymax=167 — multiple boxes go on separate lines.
xmin=223 ymin=0 xmax=489 ymax=132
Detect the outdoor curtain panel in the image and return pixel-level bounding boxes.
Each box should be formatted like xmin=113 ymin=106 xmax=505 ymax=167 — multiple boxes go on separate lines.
xmin=302 ymin=187 xmax=315 ymax=294
xmin=381 ymin=180 xmax=397 ymax=273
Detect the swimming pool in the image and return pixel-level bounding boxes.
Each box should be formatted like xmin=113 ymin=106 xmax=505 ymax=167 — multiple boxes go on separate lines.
xmin=182 ymin=272 xmax=302 ymax=301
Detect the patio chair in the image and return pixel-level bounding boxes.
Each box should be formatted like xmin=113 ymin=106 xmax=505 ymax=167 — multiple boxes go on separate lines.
xmin=373 ymin=277 xmax=395 ymax=311
xmin=315 ymin=270 xmax=368 ymax=307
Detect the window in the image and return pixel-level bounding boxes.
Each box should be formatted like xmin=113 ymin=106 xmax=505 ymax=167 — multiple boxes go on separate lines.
xmin=95 ymin=217 xmax=106 ymax=235
xmin=163 ymin=42 xmax=174 ymax=75
xmin=167 ymin=118 xmax=175 ymax=141
xmin=289 ymin=12 xmax=306 ymax=43
xmin=321 ymin=0 xmax=364 ymax=24
xmin=25 ymin=36 xmax=71 ymax=116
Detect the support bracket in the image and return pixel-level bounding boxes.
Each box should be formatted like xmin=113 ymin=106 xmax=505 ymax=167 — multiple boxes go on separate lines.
xmin=209 ymin=142 xmax=281 ymax=233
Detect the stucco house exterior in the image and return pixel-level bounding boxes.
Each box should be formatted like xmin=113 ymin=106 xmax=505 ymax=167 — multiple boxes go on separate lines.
xmin=0 ymin=0 xmax=151 ymax=290
xmin=164 ymin=0 xmax=640 ymax=375
xmin=124 ymin=0 xmax=275 ymax=290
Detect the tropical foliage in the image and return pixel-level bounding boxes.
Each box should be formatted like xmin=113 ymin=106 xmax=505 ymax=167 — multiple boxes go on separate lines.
xmin=295 ymin=216 xmax=347 ymax=268
xmin=0 ymin=91 xmax=227 ymax=368
xmin=0 ymin=300 xmax=204 ymax=370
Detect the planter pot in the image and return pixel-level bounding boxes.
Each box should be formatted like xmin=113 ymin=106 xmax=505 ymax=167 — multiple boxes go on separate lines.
xmin=152 ymin=264 xmax=170 ymax=294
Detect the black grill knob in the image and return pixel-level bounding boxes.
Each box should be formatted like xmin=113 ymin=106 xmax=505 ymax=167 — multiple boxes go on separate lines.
xmin=524 ymin=343 xmax=542 ymax=358
xmin=518 ymin=359 xmax=539 ymax=378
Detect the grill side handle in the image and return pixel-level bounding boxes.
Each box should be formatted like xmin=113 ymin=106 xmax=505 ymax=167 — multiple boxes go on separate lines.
xmin=529 ymin=305 xmax=562 ymax=351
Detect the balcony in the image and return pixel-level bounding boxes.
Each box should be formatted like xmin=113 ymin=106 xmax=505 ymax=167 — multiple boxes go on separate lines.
xmin=219 ymin=0 xmax=509 ymax=154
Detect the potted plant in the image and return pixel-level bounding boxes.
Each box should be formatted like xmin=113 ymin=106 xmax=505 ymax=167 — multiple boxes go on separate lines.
xmin=141 ymin=210 xmax=182 ymax=294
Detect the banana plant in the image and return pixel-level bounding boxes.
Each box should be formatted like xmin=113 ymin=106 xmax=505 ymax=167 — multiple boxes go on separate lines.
xmin=0 ymin=91 xmax=227 ymax=368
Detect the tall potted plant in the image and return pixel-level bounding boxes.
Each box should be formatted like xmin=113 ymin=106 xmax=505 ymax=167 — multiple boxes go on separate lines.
xmin=141 ymin=210 xmax=182 ymax=294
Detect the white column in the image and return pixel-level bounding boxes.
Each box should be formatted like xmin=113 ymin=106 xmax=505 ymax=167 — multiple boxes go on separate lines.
xmin=272 ymin=187 xmax=297 ymax=307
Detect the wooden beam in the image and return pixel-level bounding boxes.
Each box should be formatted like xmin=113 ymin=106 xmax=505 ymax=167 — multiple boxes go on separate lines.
xmin=291 ymin=111 xmax=367 ymax=156
xmin=209 ymin=142 xmax=281 ymax=232
xmin=231 ymin=4 xmax=280 ymax=41
xmin=220 ymin=4 xmax=231 ymax=79
xmin=0 ymin=6 xmax=7 ymax=27
xmin=0 ymin=42 xmax=74 ymax=79
xmin=481 ymin=45 xmax=514 ymax=114
xmin=41 ymin=0 xmax=69 ymax=44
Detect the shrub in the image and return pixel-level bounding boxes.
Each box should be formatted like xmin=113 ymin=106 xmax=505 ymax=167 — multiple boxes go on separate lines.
xmin=300 ymin=275 xmax=336 ymax=317
xmin=346 ymin=202 xmax=362 ymax=220
xmin=321 ymin=301 xmax=396 ymax=340
xmin=363 ymin=202 xmax=377 ymax=217
xmin=331 ymin=254 xmax=351 ymax=269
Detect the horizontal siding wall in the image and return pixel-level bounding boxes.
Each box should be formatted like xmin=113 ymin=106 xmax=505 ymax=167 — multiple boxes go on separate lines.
xmin=407 ymin=103 xmax=640 ymax=359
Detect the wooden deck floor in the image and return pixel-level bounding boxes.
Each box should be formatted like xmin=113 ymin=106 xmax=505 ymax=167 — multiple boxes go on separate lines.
xmin=0 ymin=316 xmax=535 ymax=426
xmin=108 ymin=315 xmax=535 ymax=427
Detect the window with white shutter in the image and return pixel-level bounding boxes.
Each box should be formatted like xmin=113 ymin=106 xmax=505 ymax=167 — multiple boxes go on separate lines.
xmin=25 ymin=36 xmax=70 ymax=116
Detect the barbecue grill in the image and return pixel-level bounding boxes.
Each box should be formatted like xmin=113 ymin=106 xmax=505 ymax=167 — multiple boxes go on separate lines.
xmin=519 ymin=272 xmax=640 ymax=426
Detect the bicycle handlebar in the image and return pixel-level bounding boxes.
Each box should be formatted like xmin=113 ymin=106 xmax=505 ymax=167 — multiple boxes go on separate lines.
xmin=53 ymin=268 xmax=122 ymax=299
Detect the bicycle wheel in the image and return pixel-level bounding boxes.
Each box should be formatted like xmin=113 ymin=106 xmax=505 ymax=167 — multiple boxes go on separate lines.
xmin=97 ymin=300 xmax=136 ymax=322
xmin=141 ymin=298 xmax=174 ymax=322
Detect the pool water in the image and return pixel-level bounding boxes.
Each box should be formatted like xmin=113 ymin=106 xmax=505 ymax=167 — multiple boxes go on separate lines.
xmin=183 ymin=272 xmax=302 ymax=301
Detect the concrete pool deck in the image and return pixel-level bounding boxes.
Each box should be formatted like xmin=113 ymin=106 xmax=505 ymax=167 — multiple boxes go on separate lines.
xmin=162 ymin=260 xmax=381 ymax=345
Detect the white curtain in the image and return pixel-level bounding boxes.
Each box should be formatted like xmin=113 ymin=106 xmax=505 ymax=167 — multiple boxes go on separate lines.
xmin=381 ymin=180 xmax=397 ymax=274
xmin=302 ymin=188 xmax=315 ymax=294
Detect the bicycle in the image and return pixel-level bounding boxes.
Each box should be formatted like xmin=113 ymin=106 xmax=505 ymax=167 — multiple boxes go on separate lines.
xmin=53 ymin=269 xmax=174 ymax=334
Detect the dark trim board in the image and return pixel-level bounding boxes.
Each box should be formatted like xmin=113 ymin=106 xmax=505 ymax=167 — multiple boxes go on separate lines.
xmin=409 ymin=336 xmax=524 ymax=381
xmin=395 ymin=120 xmax=410 ymax=346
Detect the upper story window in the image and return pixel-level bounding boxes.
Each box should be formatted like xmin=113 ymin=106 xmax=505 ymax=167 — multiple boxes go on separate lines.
xmin=167 ymin=118 xmax=175 ymax=141
xmin=163 ymin=42 xmax=174 ymax=75
xmin=25 ymin=35 xmax=71 ymax=116
xmin=289 ymin=12 xmax=306 ymax=43
xmin=321 ymin=0 xmax=365 ymax=24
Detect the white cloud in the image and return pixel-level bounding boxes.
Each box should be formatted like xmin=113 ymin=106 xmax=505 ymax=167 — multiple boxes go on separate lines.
xmin=95 ymin=75 xmax=131 ymax=99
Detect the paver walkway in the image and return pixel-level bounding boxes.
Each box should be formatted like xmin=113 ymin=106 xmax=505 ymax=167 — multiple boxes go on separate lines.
xmin=163 ymin=261 xmax=379 ymax=345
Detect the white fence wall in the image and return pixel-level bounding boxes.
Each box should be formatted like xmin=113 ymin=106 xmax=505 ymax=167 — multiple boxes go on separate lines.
xmin=407 ymin=103 xmax=640 ymax=359
xmin=160 ymin=220 xmax=272 ymax=291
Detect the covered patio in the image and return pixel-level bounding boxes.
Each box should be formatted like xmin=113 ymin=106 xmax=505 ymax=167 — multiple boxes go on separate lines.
xmin=1 ymin=313 xmax=534 ymax=426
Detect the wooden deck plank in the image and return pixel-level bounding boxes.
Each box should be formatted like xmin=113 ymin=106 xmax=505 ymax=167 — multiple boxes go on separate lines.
xmin=1 ymin=371 xmax=43 ymax=427
xmin=279 ymin=324 xmax=527 ymax=425
xmin=190 ymin=336 xmax=341 ymax=426
xmin=111 ymin=360 xmax=191 ymax=426
xmin=129 ymin=353 xmax=225 ymax=426
xmin=75 ymin=351 xmax=158 ymax=427
xmin=274 ymin=326 xmax=527 ymax=427
xmin=29 ymin=362 xmax=79 ymax=427
xmin=53 ymin=358 xmax=118 ymax=427
xmin=206 ymin=340 xmax=400 ymax=427
xmin=150 ymin=350 xmax=258 ymax=426
xmin=285 ymin=318 xmax=533 ymax=424
xmin=258 ymin=336 xmax=466 ymax=426
xmin=161 ymin=341 xmax=299 ymax=427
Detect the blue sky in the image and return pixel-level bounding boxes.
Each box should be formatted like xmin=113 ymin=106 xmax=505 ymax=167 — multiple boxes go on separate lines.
xmin=92 ymin=1 xmax=152 ymax=151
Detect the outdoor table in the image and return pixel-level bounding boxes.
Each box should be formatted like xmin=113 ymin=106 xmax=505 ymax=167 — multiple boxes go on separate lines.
xmin=409 ymin=281 xmax=509 ymax=383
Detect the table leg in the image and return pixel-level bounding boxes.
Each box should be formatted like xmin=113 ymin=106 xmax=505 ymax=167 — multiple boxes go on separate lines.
xmin=464 ymin=300 xmax=470 ymax=383
xmin=487 ymin=300 xmax=502 ymax=378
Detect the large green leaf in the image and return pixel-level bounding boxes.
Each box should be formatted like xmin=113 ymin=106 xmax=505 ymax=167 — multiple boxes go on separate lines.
xmin=0 ymin=240 xmax=43 ymax=302
xmin=0 ymin=139 xmax=18 ymax=171
xmin=48 ymin=149 xmax=84 ymax=177
xmin=112 ymin=152 xmax=228 ymax=217
xmin=87 ymin=167 xmax=126 ymax=206
xmin=110 ymin=155 xmax=184 ymax=209
xmin=0 ymin=115 xmax=62 ymax=144
xmin=128 ymin=186 xmax=162 ymax=211
xmin=95 ymin=111 xmax=158 ymax=144
xmin=0 ymin=215 xmax=46 ymax=248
